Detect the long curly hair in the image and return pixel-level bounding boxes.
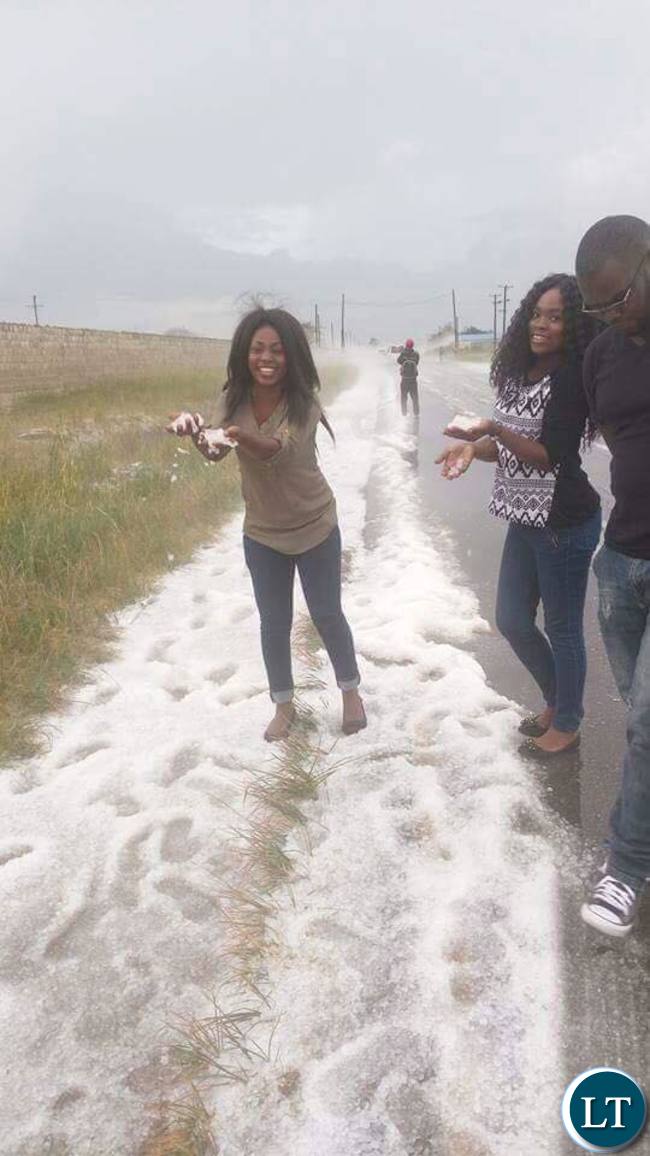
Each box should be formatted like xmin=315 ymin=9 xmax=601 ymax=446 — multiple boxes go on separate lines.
xmin=490 ymin=274 xmax=600 ymax=441
xmin=223 ymin=307 xmax=334 ymax=439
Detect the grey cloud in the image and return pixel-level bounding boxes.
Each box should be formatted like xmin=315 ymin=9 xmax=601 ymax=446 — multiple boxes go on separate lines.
xmin=2 ymin=0 xmax=650 ymax=338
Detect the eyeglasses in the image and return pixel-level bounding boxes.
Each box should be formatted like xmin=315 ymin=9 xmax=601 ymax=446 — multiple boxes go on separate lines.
xmin=581 ymin=251 xmax=649 ymax=317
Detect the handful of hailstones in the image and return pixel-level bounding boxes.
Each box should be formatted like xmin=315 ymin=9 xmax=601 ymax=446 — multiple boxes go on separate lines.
xmin=166 ymin=413 xmax=237 ymax=447
xmin=448 ymin=412 xmax=482 ymax=433
xmin=167 ymin=412 xmax=205 ymax=435
xmin=199 ymin=427 xmax=238 ymax=449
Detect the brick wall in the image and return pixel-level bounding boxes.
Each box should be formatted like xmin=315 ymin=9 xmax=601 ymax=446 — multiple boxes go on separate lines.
xmin=0 ymin=322 xmax=229 ymax=407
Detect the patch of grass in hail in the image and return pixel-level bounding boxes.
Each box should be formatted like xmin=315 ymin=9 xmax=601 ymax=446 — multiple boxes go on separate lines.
xmin=140 ymin=1086 xmax=216 ymax=1156
xmin=144 ymin=697 xmax=359 ymax=1153
xmin=170 ymin=996 xmax=278 ymax=1083
xmin=0 ymin=357 xmax=356 ymax=764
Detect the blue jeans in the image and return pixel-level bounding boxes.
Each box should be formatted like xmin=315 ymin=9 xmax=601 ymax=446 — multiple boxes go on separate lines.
xmin=243 ymin=526 xmax=360 ymax=703
xmin=594 ymin=544 xmax=650 ymax=883
xmin=495 ymin=510 xmax=601 ymax=733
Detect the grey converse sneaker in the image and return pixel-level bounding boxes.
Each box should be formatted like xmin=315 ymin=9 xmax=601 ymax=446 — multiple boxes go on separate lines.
xmin=581 ymin=870 xmax=643 ymax=938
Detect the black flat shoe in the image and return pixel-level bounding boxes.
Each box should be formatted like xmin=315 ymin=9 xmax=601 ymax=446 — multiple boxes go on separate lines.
xmin=518 ymin=714 xmax=550 ymax=738
xmin=519 ymin=734 xmax=581 ymax=761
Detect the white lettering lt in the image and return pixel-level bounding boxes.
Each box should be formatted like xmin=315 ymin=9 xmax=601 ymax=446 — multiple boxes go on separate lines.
xmin=582 ymin=1096 xmax=633 ymax=1129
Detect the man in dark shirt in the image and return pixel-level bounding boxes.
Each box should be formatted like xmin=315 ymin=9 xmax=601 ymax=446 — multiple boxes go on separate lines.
xmin=576 ymin=214 xmax=650 ymax=937
xmin=397 ymin=338 xmax=420 ymax=416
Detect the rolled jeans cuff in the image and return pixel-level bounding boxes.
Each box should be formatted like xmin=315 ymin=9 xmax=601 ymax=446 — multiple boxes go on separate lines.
xmin=271 ymin=688 xmax=294 ymax=704
xmin=338 ymin=677 xmax=361 ymax=691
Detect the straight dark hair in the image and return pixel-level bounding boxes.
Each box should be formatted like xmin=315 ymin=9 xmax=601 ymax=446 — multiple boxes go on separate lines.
xmin=223 ymin=307 xmax=334 ymax=439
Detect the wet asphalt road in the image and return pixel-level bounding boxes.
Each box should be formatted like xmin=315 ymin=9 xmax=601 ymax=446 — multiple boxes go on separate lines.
xmin=400 ymin=354 xmax=650 ymax=1146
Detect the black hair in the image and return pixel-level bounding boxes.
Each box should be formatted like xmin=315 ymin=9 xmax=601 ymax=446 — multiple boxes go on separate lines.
xmin=576 ymin=215 xmax=650 ymax=282
xmin=223 ymin=307 xmax=334 ymax=439
xmin=490 ymin=274 xmax=599 ymax=443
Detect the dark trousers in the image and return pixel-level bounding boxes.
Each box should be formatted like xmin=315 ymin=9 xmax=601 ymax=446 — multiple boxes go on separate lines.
xmin=400 ymin=378 xmax=419 ymax=416
xmin=243 ymin=526 xmax=360 ymax=703
xmin=495 ymin=510 xmax=601 ymax=733
xmin=594 ymin=544 xmax=650 ymax=882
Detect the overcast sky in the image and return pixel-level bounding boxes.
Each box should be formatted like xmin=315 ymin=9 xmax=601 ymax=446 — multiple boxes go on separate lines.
xmin=2 ymin=0 xmax=649 ymax=341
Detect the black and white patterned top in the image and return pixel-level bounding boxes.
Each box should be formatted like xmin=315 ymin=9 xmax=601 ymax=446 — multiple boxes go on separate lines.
xmin=488 ymin=375 xmax=560 ymax=528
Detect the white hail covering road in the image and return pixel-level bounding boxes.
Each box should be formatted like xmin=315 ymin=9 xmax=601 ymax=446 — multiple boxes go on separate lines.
xmin=1 ymin=357 xmax=564 ymax=1155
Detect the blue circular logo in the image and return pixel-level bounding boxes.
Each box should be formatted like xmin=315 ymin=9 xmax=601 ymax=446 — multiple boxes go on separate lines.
xmin=562 ymin=1069 xmax=647 ymax=1151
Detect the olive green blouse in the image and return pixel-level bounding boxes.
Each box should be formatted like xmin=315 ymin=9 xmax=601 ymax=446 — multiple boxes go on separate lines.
xmin=209 ymin=394 xmax=337 ymax=555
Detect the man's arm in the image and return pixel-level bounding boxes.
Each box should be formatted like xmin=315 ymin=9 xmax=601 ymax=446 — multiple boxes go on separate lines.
xmin=582 ymin=335 xmax=601 ymax=436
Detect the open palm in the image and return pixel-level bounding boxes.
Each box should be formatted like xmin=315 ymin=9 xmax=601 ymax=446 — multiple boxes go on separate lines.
xmin=435 ymin=442 xmax=476 ymax=479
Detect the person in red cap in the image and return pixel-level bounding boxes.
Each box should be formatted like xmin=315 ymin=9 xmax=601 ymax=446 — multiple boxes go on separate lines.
xmin=397 ymin=338 xmax=420 ymax=416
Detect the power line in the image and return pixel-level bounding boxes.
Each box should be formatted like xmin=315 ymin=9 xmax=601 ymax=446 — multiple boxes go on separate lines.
xmin=27 ymin=294 xmax=43 ymax=325
xmin=498 ymin=283 xmax=512 ymax=338
xmin=451 ymin=289 xmax=459 ymax=351
xmin=344 ymin=291 xmax=450 ymax=309
xmin=491 ymin=292 xmax=502 ymax=349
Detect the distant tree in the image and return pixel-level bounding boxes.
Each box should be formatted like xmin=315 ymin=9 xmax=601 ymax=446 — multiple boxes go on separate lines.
xmin=428 ymin=323 xmax=454 ymax=342
xmin=369 ymin=337 xmax=379 ymax=346
xmin=164 ymin=326 xmax=196 ymax=337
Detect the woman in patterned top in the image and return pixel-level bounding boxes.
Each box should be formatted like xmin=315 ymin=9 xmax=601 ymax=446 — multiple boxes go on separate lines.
xmin=167 ymin=308 xmax=366 ymax=742
xmin=436 ymin=275 xmax=601 ymax=758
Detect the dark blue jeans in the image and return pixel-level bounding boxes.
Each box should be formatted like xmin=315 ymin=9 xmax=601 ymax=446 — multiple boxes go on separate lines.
xmin=243 ymin=526 xmax=360 ymax=703
xmin=593 ymin=544 xmax=650 ymax=883
xmin=495 ymin=510 xmax=601 ymax=733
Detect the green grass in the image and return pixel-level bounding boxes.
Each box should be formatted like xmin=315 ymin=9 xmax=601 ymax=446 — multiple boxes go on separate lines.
xmin=0 ymin=359 xmax=357 ymax=762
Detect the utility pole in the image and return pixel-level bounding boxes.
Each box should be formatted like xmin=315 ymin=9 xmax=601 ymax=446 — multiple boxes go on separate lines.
xmin=340 ymin=293 xmax=346 ymax=350
xmin=451 ymin=289 xmax=459 ymax=351
xmin=491 ymin=292 xmax=502 ymax=349
xmin=31 ymin=294 xmax=42 ymax=325
xmin=330 ymin=320 xmax=334 ymax=347
xmin=499 ymin=283 xmax=512 ymax=338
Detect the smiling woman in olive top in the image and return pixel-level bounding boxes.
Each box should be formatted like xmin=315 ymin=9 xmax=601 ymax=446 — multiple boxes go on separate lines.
xmin=168 ymin=307 xmax=366 ymax=743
